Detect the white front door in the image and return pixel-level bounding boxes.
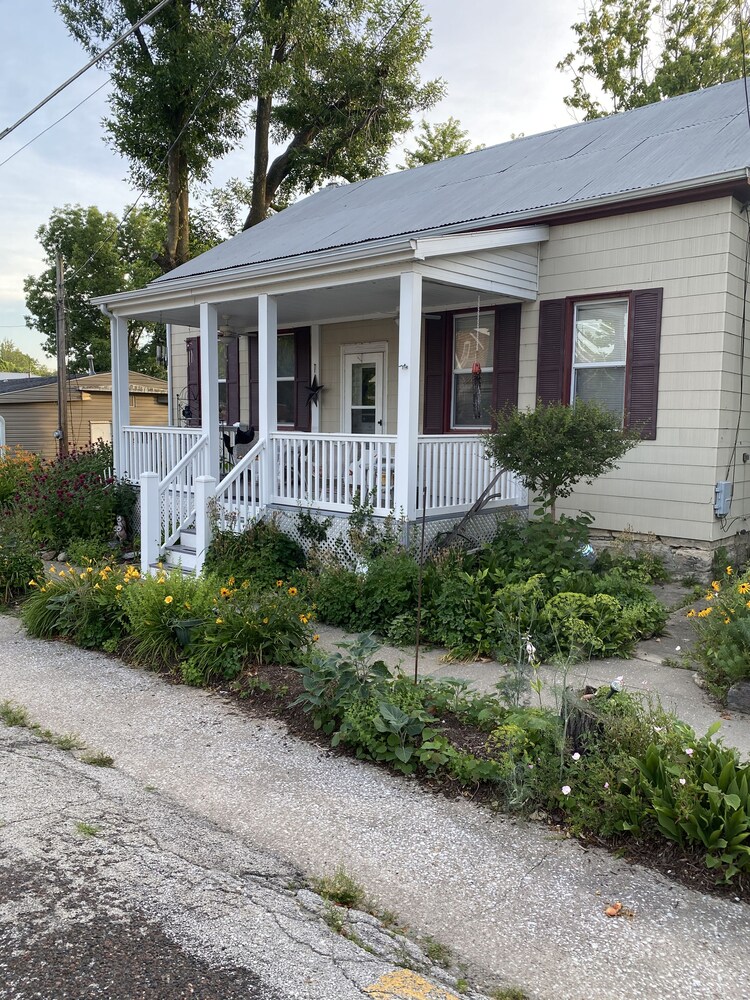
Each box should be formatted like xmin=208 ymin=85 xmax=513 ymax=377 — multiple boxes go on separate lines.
xmin=342 ymin=349 xmax=385 ymax=434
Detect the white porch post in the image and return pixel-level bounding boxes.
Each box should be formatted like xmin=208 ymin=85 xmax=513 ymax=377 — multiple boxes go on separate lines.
xmin=140 ymin=471 xmax=160 ymax=575
xmin=394 ymin=270 xmax=422 ymax=523
xmin=199 ymin=302 xmax=220 ymax=482
xmin=257 ymin=294 xmax=278 ymax=505
xmin=310 ymin=323 xmax=321 ymax=433
xmin=110 ymin=315 xmax=129 ymax=480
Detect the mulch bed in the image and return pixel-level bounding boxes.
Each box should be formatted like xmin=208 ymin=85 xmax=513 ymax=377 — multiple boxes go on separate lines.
xmin=222 ymin=660 xmax=750 ymax=905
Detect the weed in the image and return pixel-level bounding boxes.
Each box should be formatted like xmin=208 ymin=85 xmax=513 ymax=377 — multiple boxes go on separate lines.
xmin=422 ymin=935 xmax=452 ymax=968
xmin=322 ymin=902 xmax=345 ymax=934
xmin=491 ymin=989 xmax=529 ymax=1000
xmin=0 ymin=700 xmax=30 ymax=728
xmin=74 ymin=820 xmax=100 ymax=837
xmin=80 ymin=751 xmax=115 ymax=768
xmin=37 ymin=729 xmax=86 ymax=751
xmin=312 ymin=868 xmax=366 ymax=909
xmin=455 ymin=977 xmax=468 ymax=993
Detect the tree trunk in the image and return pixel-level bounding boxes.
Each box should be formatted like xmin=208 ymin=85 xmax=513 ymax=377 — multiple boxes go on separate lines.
xmin=159 ymin=144 xmax=190 ymax=271
xmin=244 ymin=92 xmax=273 ymax=230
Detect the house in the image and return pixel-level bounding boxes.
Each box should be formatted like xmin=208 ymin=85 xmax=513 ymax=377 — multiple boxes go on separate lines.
xmin=92 ymin=79 xmax=750 ymax=575
xmin=0 ymin=371 xmax=168 ymax=461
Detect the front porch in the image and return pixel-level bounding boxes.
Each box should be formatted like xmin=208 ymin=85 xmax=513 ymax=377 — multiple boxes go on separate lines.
xmin=98 ymin=225 xmax=547 ymax=573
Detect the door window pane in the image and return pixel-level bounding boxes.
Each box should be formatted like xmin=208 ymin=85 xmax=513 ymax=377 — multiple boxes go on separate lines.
xmin=352 ymin=363 xmax=377 ymax=407
xmin=277 ymin=380 xmax=295 ymax=425
xmin=351 ymin=408 xmax=377 ymax=433
xmin=278 ymin=335 xmax=295 ymax=378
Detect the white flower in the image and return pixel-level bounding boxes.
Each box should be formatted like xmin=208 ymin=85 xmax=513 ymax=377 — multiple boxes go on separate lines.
xmin=684 ymin=748 xmax=694 ymax=757
xmin=523 ymin=633 xmax=537 ymax=663
xmin=571 ymin=752 xmax=581 ymax=761
xmin=604 ymin=782 xmax=609 ymax=789
xmin=561 ymin=785 xmax=572 ymax=796
xmin=679 ymin=778 xmax=687 ymax=785
xmin=675 ymin=646 xmax=681 ymax=652
xmin=653 ymin=726 xmax=663 ymax=733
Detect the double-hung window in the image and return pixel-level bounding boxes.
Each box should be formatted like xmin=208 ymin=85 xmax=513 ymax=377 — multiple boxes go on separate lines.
xmin=571 ymin=299 xmax=628 ymax=420
xmin=451 ymin=310 xmax=495 ymax=429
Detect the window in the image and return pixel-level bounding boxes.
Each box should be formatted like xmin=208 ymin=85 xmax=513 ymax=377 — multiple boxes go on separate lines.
xmin=277 ymin=334 xmax=295 ymax=425
xmin=217 ymin=341 xmax=228 ymax=423
xmin=571 ymin=299 xmax=628 ymax=419
xmin=451 ymin=311 xmax=495 ymax=428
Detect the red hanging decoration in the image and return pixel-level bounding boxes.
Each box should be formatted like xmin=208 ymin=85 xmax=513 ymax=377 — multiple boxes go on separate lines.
xmin=471 ymin=360 xmax=482 ymax=419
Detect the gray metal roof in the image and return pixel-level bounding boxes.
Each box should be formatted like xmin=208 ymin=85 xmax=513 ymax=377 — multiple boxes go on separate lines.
xmin=158 ymin=79 xmax=750 ymax=284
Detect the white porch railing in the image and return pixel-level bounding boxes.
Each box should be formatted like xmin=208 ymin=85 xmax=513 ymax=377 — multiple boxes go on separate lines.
xmin=416 ymin=435 xmax=523 ymax=515
xmin=271 ymin=432 xmax=398 ymax=515
xmin=214 ymin=438 xmax=267 ymax=533
xmin=123 ymin=426 xmax=203 ymax=484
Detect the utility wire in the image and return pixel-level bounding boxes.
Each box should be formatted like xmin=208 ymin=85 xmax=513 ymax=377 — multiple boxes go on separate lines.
xmin=0 ymin=0 xmax=175 ymax=142
xmin=0 ymin=81 xmax=109 ymax=169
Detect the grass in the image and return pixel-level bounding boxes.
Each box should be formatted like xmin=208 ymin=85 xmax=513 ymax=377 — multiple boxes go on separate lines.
xmin=422 ymin=934 xmax=452 ymax=968
xmin=0 ymin=699 xmax=86 ymax=751
xmin=490 ymin=989 xmax=529 ymax=1000
xmin=80 ymin=751 xmax=115 ymax=768
xmin=74 ymin=820 xmax=100 ymax=837
xmin=0 ymin=700 xmax=30 ymax=727
xmin=322 ymin=902 xmax=345 ymax=934
xmin=312 ymin=868 xmax=366 ymax=909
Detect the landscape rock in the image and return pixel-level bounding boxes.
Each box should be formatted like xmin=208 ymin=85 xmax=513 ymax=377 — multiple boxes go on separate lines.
xmin=727 ymin=681 xmax=750 ymax=715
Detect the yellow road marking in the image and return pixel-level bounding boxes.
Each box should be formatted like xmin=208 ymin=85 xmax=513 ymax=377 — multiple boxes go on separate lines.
xmin=365 ymin=968 xmax=461 ymax=1000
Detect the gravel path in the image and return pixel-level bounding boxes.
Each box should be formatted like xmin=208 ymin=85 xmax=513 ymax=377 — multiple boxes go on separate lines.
xmin=1 ymin=614 xmax=749 ymax=1000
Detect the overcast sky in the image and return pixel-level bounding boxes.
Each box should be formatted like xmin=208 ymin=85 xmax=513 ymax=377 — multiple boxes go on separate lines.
xmin=0 ymin=0 xmax=584 ymax=363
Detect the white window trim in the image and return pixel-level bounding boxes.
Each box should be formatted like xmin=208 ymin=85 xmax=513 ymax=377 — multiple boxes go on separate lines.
xmin=570 ymin=297 xmax=629 ymax=414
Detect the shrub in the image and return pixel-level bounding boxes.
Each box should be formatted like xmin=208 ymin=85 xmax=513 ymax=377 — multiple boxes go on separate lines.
xmin=359 ymin=551 xmax=419 ymax=632
xmin=307 ymin=566 xmax=364 ymax=630
xmin=0 ymin=446 xmax=39 ymax=508
xmin=203 ymin=516 xmax=305 ymax=591
xmin=66 ymin=537 xmax=114 ymax=566
xmin=0 ymin=530 xmax=42 ymax=604
xmin=481 ymin=514 xmax=592 ymax=590
xmin=691 ymin=567 xmax=750 ymax=698
xmin=542 ymin=591 xmax=632 ymax=659
xmin=181 ymin=580 xmax=314 ymax=685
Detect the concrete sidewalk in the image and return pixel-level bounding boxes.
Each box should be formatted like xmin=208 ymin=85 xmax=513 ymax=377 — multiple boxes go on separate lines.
xmin=1 ymin=614 xmax=749 ymax=1000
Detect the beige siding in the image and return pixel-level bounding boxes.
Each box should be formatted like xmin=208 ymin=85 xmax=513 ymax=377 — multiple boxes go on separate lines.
xmin=522 ymin=197 xmax=734 ymax=542
xmin=170 ymin=325 xmax=191 ymax=421
xmin=318 ymin=319 xmax=399 ymax=434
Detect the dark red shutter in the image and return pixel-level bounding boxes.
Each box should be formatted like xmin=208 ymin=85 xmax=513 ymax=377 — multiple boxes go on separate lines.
xmin=293 ymin=327 xmax=312 ymax=431
xmin=248 ymin=334 xmax=259 ymax=430
xmin=626 ymin=287 xmax=663 ymax=440
xmin=423 ymin=314 xmax=448 ymax=434
xmin=226 ymin=338 xmax=240 ymax=424
xmin=185 ymin=336 xmax=201 ymax=427
xmin=536 ymin=299 xmax=567 ymax=404
xmin=492 ymin=303 xmax=521 ymax=422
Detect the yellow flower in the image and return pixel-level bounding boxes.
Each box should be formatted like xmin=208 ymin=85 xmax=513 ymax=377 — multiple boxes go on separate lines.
xmin=739 ymin=582 xmax=750 ymax=595
xmin=288 ymin=586 xmax=298 ymax=597
xmin=241 ymin=580 xmax=250 ymax=589
xmin=28 ymin=579 xmax=37 ymax=587
xmin=727 ymin=566 xmax=733 ymax=575
xmin=724 ymin=617 xmax=731 ymax=624
xmin=697 ymin=607 xmax=713 ymax=618
xmin=313 ymin=634 xmax=320 ymax=642
xmin=164 ymin=595 xmax=173 ymax=604
xmin=686 ymin=609 xmax=696 ymax=617
xmin=115 ymin=584 xmax=123 ymax=592
xmin=276 ymin=579 xmax=283 ymax=587
xmin=157 ymin=577 xmax=166 ymax=585
xmin=215 ymin=617 xmax=223 ymax=624
xmin=299 ymin=614 xmax=308 ymax=624
xmin=220 ymin=587 xmax=231 ymax=598
xmin=86 ymin=567 xmax=93 ymax=574
xmin=94 ymin=583 xmax=100 ymax=591
xmin=711 ymin=581 xmax=721 ymax=592
xmin=184 ymin=602 xmax=191 ymax=610
xmin=49 ymin=566 xmax=56 ymax=574
xmin=263 ymin=616 xmax=269 ymax=624
xmin=80 ymin=573 xmax=86 ymax=580
xmin=58 ymin=570 xmax=65 ymax=577
xmin=228 ymin=576 xmax=235 ymax=586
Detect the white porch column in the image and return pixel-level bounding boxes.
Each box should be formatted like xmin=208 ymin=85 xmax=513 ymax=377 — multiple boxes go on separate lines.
xmin=310 ymin=323 xmax=321 ymax=433
xmin=199 ymin=302 xmax=220 ymax=482
xmin=257 ymin=294 xmax=278 ymax=505
xmin=110 ymin=315 xmax=130 ymax=480
xmin=394 ymin=270 xmax=422 ymax=523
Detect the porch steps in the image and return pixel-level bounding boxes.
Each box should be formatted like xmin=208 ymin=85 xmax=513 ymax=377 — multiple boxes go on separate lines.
xmin=160 ymin=528 xmax=199 ymax=575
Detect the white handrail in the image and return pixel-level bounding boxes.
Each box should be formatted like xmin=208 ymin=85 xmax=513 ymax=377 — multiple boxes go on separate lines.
xmin=157 ymin=435 xmax=209 ymax=548
xmin=214 ymin=437 xmax=267 ymax=532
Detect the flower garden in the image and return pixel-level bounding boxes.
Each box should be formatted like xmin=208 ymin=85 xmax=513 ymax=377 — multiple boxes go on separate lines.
xmin=1 ymin=441 xmax=750 ymax=894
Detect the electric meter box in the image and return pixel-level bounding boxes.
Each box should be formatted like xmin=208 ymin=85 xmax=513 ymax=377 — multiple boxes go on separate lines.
xmin=714 ymin=480 xmax=733 ymax=517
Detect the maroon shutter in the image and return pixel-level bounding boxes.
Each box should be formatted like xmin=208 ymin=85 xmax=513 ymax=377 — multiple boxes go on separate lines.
xmin=226 ymin=338 xmax=240 ymax=425
xmin=293 ymin=327 xmax=312 ymax=431
xmin=248 ymin=334 xmax=259 ymax=430
xmin=423 ymin=314 xmax=448 ymax=434
xmin=626 ymin=287 xmax=662 ymax=440
xmin=536 ymin=299 xmax=567 ymax=404
xmin=185 ymin=336 xmax=201 ymax=427
xmin=492 ymin=303 xmax=521 ymax=422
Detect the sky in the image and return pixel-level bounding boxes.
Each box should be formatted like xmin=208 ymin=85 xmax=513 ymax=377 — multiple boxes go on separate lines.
xmin=0 ymin=0 xmax=584 ymax=364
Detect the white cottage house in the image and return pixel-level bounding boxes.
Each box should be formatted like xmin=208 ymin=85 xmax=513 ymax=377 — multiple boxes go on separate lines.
xmin=93 ymin=79 xmax=750 ymax=574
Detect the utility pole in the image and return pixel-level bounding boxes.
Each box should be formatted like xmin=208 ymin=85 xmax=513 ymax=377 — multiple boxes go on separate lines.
xmin=55 ymin=251 xmax=68 ymax=459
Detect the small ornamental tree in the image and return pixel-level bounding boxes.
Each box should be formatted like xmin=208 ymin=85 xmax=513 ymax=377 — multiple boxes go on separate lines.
xmin=484 ymin=400 xmax=640 ymax=521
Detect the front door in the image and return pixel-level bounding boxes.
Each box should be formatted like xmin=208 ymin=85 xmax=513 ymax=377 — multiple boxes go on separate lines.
xmin=343 ymin=349 xmax=385 ymax=434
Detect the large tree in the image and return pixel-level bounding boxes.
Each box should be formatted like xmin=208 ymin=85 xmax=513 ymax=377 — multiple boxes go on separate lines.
xmin=558 ymin=0 xmax=749 ymax=119
xmin=24 ymin=204 xmax=172 ymax=375
xmin=398 ymin=117 xmax=483 ymax=170
xmin=0 ymin=340 xmax=52 ymax=376
xmin=241 ymin=0 xmax=443 ymax=228
xmin=55 ymin=0 xmax=255 ymax=270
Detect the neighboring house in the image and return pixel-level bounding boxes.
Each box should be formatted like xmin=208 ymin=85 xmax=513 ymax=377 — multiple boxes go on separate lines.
xmin=93 ymin=79 xmax=750 ymax=574
xmin=0 ymin=372 xmax=168 ymax=461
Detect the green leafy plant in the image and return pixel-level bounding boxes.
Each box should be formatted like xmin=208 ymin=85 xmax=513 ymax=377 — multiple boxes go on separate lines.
xmin=203 ymin=516 xmax=306 ymax=591
xmin=0 ymin=529 xmax=42 ymax=604
xmin=691 ymin=567 xmax=750 ymax=698
xmin=484 ymin=400 xmax=639 ymax=520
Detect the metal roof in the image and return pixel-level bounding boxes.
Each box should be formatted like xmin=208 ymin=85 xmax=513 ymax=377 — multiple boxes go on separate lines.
xmin=157 ymin=79 xmax=750 ymax=285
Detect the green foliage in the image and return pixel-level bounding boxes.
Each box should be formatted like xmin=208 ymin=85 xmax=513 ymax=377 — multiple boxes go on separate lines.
xmin=0 ymin=529 xmax=42 ymax=604
xmin=307 ymin=566 xmax=364 ymax=629
xmin=543 ymin=592 xmax=633 ymax=658
xmin=65 ymin=537 xmax=114 ymax=566
xmin=481 ymin=514 xmax=592 ymax=589
xmin=24 ymin=203 xmax=170 ymax=373
xmin=312 ymin=869 xmax=366 ymax=909
xmin=691 ymin=567 xmax=750 ymax=698
xmin=399 ymin=117 xmax=482 ymax=169
xmin=203 ymin=517 xmax=306 ymax=592
xmin=484 ymin=400 xmax=639 ymax=519
xmin=558 ymin=0 xmax=749 ymax=120
xmin=358 ymin=552 xmax=419 ymax=632
xmin=0 ymin=446 xmax=39 ymax=508
xmin=0 ymin=338 xmax=52 ymax=376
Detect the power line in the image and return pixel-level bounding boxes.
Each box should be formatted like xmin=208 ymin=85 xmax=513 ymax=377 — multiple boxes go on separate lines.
xmin=0 ymin=81 xmax=109 ymax=169
xmin=0 ymin=0 xmax=174 ymax=143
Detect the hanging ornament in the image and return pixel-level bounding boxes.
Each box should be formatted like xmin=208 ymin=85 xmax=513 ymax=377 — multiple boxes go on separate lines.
xmin=305 ymin=365 xmax=325 ymax=407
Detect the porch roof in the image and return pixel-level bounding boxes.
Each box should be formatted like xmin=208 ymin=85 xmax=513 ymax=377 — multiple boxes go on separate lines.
xmin=92 ymin=225 xmax=549 ymax=326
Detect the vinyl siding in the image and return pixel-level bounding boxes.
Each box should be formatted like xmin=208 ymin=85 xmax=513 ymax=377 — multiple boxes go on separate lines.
xmin=318 ymin=319 xmax=398 ymax=434
xmin=521 ymin=196 xmax=734 ymax=542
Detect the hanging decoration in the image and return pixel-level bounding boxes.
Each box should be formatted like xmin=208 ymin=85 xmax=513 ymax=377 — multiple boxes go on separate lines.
xmin=305 ymin=365 xmax=325 ymax=407
xmin=472 ymin=295 xmax=483 ymax=420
